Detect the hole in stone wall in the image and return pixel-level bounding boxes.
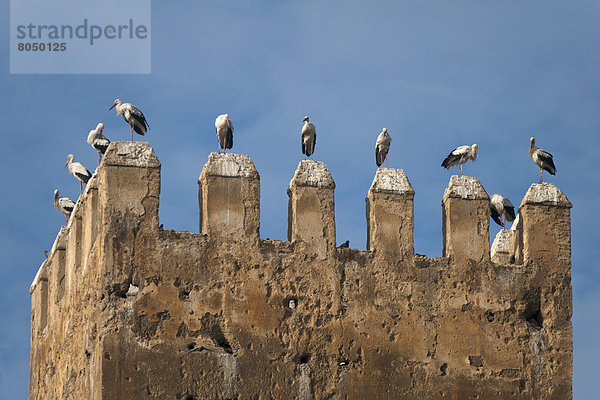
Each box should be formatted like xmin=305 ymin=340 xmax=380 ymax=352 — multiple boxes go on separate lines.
xmin=440 ymin=363 xmax=447 ymax=376
xmin=525 ymin=309 xmax=543 ymax=329
xmin=294 ymin=353 xmax=311 ymax=364
xmin=485 ymin=310 xmax=495 ymax=322
xmin=522 ymin=291 xmax=543 ymax=329
xmin=110 ymin=280 xmax=130 ymax=298
xmin=284 ymin=296 xmax=298 ymax=310
xmin=179 ymin=289 xmax=190 ymax=300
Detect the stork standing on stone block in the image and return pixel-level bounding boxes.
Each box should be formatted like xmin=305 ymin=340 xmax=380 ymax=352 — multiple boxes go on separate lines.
xmin=490 ymin=194 xmax=516 ymax=230
xmin=109 ymin=99 xmax=149 ymax=142
xmin=301 ymin=116 xmax=316 ymax=159
xmin=53 ymin=189 xmax=75 ymax=224
xmin=375 ymin=128 xmax=392 ymax=168
xmin=65 ymin=154 xmax=92 ymax=194
xmin=215 ymin=114 xmax=234 ymax=152
xmin=87 ymin=122 xmax=110 ymax=165
xmin=441 ymin=144 xmax=478 ymax=176
xmin=528 ymin=137 xmax=556 ymax=183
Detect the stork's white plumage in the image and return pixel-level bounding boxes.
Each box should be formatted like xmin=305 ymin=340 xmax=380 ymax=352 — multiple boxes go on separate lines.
xmin=215 ymin=114 xmax=234 ymax=152
xmin=490 ymin=193 xmax=516 ymax=230
xmin=441 ymin=144 xmax=478 ymax=176
xmin=529 ymin=137 xmax=556 ymax=183
xmin=65 ymin=154 xmax=92 ymax=194
xmin=87 ymin=123 xmax=110 ymax=164
xmin=109 ymin=99 xmax=149 ymax=142
xmin=301 ymin=116 xmax=316 ymax=159
xmin=53 ymin=189 xmax=75 ymax=224
xmin=375 ymin=128 xmax=392 ymax=167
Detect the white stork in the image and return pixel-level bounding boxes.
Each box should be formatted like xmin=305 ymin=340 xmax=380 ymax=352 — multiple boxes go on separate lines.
xmin=301 ymin=116 xmax=316 ymax=159
xmin=65 ymin=154 xmax=92 ymax=194
xmin=53 ymin=189 xmax=75 ymax=224
xmin=375 ymin=128 xmax=392 ymax=167
xmin=490 ymin=194 xmax=516 ymax=230
xmin=87 ymin=123 xmax=110 ymax=164
xmin=109 ymin=99 xmax=149 ymax=142
xmin=529 ymin=137 xmax=556 ymax=183
xmin=441 ymin=144 xmax=478 ymax=176
xmin=215 ymin=114 xmax=234 ymax=152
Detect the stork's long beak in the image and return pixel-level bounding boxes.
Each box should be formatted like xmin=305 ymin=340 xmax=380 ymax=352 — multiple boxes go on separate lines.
xmin=64 ymin=161 xmax=69 ymax=168
xmin=109 ymin=102 xmax=116 ymax=110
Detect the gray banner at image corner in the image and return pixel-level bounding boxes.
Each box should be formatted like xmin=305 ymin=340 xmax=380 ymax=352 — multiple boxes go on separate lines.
xmin=10 ymin=0 xmax=151 ymax=74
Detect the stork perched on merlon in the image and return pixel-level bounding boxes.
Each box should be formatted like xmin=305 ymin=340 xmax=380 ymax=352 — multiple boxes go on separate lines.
xmin=375 ymin=128 xmax=392 ymax=168
xmin=301 ymin=116 xmax=316 ymax=159
xmin=87 ymin=123 xmax=110 ymax=164
xmin=215 ymin=114 xmax=234 ymax=152
xmin=109 ymin=99 xmax=149 ymax=142
xmin=490 ymin=194 xmax=516 ymax=230
xmin=528 ymin=137 xmax=556 ymax=183
xmin=65 ymin=154 xmax=92 ymax=194
xmin=53 ymin=189 xmax=75 ymax=224
xmin=441 ymin=144 xmax=478 ymax=176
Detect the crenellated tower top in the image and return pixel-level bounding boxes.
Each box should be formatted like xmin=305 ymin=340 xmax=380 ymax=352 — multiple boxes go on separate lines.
xmin=29 ymin=144 xmax=573 ymax=400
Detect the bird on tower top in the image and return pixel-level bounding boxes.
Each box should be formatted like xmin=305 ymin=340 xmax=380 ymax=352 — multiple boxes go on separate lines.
xmin=215 ymin=114 xmax=234 ymax=152
xmin=528 ymin=137 xmax=556 ymax=183
xmin=87 ymin=122 xmax=110 ymax=165
xmin=109 ymin=99 xmax=149 ymax=142
xmin=375 ymin=128 xmax=392 ymax=168
xmin=64 ymin=154 xmax=92 ymax=194
xmin=301 ymin=116 xmax=316 ymax=159
xmin=441 ymin=144 xmax=478 ymax=176
xmin=53 ymin=189 xmax=75 ymax=225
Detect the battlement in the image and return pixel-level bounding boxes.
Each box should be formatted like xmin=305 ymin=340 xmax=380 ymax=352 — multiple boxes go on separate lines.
xmin=30 ymin=143 xmax=572 ymax=399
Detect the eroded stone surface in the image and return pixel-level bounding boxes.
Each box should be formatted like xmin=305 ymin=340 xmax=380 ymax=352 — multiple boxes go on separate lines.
xmin=369 ymin=168 xmax=414 ymax=196
xmin=200 ymin=152 xmax=259 ymax=179
xmin=519 ymin=182 xmax=572 ymax=209
xmin=103 ymin=141 xmax=161 ymax=168
xmin=289 ymin=160 xmax=335 ymax=189
xmin=443 ymin=175 xmax=489 ymax=201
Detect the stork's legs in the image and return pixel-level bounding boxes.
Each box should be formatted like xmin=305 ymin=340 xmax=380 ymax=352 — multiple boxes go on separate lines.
xmin=459 ymin=164 xmax=463 ymax=176
xmin=65 ymin=215 xmax=68 ymax=224
xmin=130 ymin=126 xmax=134 ymax=142
xmin=385 ymin=156 xmax=388 ymax=168
xmin=98 ymin=153 xmax=102 ymax=165
xmin=80 ymin=181 xmax=83 ymax=194
xmin=539 ymin=168 xmax=543 ymax=183
xmin=310 ymin=142 xmax=314 ymax=160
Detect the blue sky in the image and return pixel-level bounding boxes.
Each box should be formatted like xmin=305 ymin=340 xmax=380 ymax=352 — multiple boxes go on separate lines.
xmin=1 ymin=1 xmax=599 ymax=397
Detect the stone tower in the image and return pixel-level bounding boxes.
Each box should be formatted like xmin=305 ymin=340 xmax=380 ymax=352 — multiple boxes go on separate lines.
xmin=29 ymin=142 xmax=572 ymax=399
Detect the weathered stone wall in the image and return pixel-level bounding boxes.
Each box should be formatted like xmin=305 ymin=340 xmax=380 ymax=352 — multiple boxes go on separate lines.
xmin=29 ymin=143 xmax=572 ymax=399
